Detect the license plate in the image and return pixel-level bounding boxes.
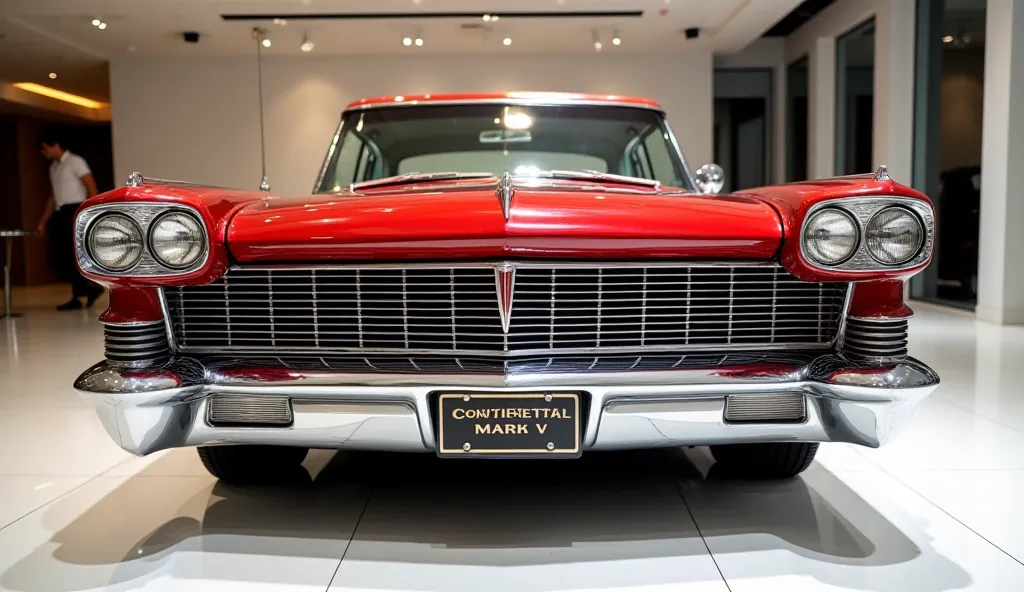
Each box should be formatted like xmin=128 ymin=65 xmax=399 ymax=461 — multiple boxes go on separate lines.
xmin=437 ymin=393 xmax=581 ymax=457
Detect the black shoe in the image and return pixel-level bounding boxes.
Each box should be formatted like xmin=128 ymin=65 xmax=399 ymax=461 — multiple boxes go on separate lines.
xmin=57 ymin=298 xmax=83 ymax=311
xmin=86 ymin=289 xmax=104 ymax=308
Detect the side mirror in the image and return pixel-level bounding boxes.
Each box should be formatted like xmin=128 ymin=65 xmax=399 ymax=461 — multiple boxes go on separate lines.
xmin=695 ymin=164 xmax=725 ymax=194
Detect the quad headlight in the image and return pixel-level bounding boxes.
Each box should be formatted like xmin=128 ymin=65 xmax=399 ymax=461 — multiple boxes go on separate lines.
xmin=87 ymin=214 xmax=144 ymax=272
xmin=865 ymin=207 xmax=925 ymax=265
xmin=802 ymin=208 xmax=859 ymax=265
xmin=78 ymin=204 xmax=208 ymax=276
xmin=800 ymin=197 xmax=933 ymax=271
xmin=148 ymin=211 xmax=206 ymax=269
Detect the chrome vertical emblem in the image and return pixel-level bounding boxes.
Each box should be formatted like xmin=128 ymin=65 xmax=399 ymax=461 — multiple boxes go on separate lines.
xmin=495 ymin=262 xmax=516 ymax=333
xmin=496 ymin=171 xmax=515 ymax=220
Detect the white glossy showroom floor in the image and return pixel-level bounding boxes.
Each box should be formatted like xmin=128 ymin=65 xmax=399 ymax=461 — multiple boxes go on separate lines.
xmin=3 ymin=286 xmax=1024 ymax=591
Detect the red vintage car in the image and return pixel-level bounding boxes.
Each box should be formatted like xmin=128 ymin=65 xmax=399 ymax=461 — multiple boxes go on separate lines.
xmin=73 ymin=92 xmax=938 ymax=483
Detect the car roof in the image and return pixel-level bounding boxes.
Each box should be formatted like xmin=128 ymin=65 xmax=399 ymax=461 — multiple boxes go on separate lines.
xmin=344 ymin=92 xmax=663 ymax=112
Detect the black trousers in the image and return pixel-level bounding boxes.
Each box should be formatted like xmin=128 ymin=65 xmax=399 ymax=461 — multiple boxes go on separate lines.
xmin=48 ymin=205 xmax=101 ymax=298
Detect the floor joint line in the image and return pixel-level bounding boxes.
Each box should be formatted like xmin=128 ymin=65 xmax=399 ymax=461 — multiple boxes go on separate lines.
xmin=672 ymin=477 xmax=734 ymax=592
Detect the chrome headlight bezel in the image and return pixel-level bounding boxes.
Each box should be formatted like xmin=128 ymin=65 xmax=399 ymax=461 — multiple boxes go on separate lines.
xmin=799 ymin=197 xmax=934 ymax=272
xmin=85 ymin=213 xmax=145 ymax=272
xmin=76 ymin=203 xmax=210 ymax=277
xmin=864 ymin=206 xmax=926 ymax=265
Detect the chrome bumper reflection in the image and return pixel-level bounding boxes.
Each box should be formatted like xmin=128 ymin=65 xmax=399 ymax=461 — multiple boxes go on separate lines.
xmin=74 ymin=354 xmax=939 ymax=456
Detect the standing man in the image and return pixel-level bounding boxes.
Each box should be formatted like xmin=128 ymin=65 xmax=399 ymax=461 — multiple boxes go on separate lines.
xmin=36 ymin=131 xmax=103 ymax=310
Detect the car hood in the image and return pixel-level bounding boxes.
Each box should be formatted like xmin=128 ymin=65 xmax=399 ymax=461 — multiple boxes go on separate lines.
xmin=227 ymin=178 xmax=783 ymax=262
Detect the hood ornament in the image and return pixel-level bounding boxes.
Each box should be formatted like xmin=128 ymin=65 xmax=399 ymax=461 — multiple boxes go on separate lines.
xmin=496 ymin=172 xmax=514 ymax=220
xmin=494 ymin=262 xmax=516 ymax=334
xmin=874 ymin=165 xmax=891 ymax=182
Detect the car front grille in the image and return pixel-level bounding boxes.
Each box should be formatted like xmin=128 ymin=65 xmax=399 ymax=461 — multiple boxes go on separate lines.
xmin=164 ymin=264 xmax=849 ymax=356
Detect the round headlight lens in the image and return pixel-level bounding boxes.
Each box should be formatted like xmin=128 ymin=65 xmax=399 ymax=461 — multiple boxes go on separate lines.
xmin=865 ymin=207 xmax=924 ymax=265
xmin=87 ymin=214 xmax=144 ymax=271
xmin=802 ymin=208 xmax=859 ymax=265
xmin=149 ymin=211 xmax=206 ymax=269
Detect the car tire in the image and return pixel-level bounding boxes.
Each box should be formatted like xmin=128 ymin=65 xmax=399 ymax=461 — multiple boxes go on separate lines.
xmin=709 ymin=442 xmax=819 ymax=479
xmin=197 ymin=445 xmax=310 ymax=485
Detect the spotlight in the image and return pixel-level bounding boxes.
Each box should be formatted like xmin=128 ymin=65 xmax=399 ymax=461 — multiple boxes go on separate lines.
xmin=403 ymin=37 xmax=413 ymax=46
xmin=183 ymin=31 xmax=200 ymax=43
xmin=261 ymin=35 xmax=271 ymax=48
xmin=415 ymin=37 xmax=424 ymax=46
xmin=942 ymin=35 xmax=954 ymax=43
xmin=684 ymin=27 xmax=699 ymax=39
xmin=300 ymin=31 xmax=314 ymax=52
xmin=503 ymin=37 xmax=512 ymax=46
xmin=612 ymin=30 xmax=622 ymax=46
xmin=98 ymin=22 xmax=107 ymax=30
xmin=91 ymin=19 xmax=101 ymax=26
xmin=273 ymin=18 xmax=288 ymax=26
xmin=48 ymin=72 xmax=57 ymax=79
xmin=592 ymin=29 xmax=602 ymax=51
xmin=483 ymin=14 xmax=492 ymax=22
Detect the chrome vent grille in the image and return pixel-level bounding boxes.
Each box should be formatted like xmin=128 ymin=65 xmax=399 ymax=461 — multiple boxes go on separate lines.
xmin=842 ymin=316 xmax=909 ymax=362
xmin=207 ymin=395 xmax=293 ymax=427
xmin=104 ymin=321 xmax=170 ymax=367
xmin=724 ymin=394 xmax=807 ymax=423
xmin=165 ymin=264 xmax=848 ymax=356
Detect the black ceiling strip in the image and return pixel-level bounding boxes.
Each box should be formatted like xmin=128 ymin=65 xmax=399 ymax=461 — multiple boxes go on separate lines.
xmin=221 ymin=11 xmax=644 ymax=21
xmin=763 ymin=0 xmax=836 ymax=37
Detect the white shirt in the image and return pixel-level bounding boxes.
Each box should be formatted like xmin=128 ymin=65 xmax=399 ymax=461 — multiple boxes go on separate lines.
xmin=49 ymin=151 xmax=92 ymax=207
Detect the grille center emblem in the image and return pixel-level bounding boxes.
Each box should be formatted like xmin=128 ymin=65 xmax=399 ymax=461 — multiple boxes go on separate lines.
xmin=495 ymin=263 xmax=516 ymax=334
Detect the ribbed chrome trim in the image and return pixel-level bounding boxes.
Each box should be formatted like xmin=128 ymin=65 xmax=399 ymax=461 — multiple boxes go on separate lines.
xmin=842 ymin=315 xmax=909 ymax=363
xmin=724 ymin=394 xmax=806 ymax=423
xmin=207 ymin=395 xmax=293 ymax=426
xmin=103 ymin=321 xmax=170 ymax=368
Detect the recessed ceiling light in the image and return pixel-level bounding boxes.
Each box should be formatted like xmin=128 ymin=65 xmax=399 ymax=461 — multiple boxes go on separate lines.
xmin=403 ymin=37 xmax=413 ymax=46
xmin=273 ymin=18 xmax=287 ymax=26
xmin=98 ymin=22 xmax=107 ymax=30
xmin=91 ymin=19 xmax=101 ymax=26
xmin=942 ymin=35 xmax=954 ymax=43
xmin=503 ymin=37 xmax=512 ymax=46
xmin=261 ymin=37 xmax=271 ymax=47
xmin=300 ymin=31 xmax=314 ymax=52
xmin=483 ymin=14 xmax=491 ymax=22
xmin=48 ymin=72 xmax=57 ymax=79
xmin=415 ymin=37 xmax=423 ymax=46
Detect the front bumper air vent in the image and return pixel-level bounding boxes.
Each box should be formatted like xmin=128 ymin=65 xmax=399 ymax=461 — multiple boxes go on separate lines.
xmin=724 ymin=394 xmax=807 ymax=423
xmin=207 ymin=395 xmax=293 ymax=427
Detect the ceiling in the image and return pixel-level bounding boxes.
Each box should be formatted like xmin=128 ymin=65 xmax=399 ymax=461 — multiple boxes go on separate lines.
xmin=0 ymin=0 xmax=805 ymax=102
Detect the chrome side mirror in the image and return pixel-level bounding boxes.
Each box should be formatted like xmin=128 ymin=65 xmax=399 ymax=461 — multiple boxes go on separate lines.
xmin=695 ymin=163 xmax=725 ymax=194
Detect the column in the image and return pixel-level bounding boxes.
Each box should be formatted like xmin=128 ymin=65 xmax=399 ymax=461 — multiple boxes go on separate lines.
xmin=976 ymin=0 xmax=1024 ymax=325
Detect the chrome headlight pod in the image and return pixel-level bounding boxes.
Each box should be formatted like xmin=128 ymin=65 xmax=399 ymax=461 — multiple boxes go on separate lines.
xmin=87 ymin=213 xmax=144 ymax=272
xmin=802 ymin=208 xmax=859 ymax=266
xmin=865 ymin=206 xmax=925 ymax=265
xmin=76 ymin=203 xmax=209 ymax=276
xmin=800 ymin=197 xmax=934 ymax=272
xmin=148 ymin=211 xmax=207 ymax=270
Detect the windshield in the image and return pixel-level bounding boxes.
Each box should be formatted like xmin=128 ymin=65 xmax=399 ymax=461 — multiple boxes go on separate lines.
xmin=315 ymin=103 xmax=694 ymax=192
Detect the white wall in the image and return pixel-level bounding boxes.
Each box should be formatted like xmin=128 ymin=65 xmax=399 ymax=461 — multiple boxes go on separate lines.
xmin=782 ymin=0 xmax=915 ymax=183
xmin=110 ymin=53 xmax=713 ymax=196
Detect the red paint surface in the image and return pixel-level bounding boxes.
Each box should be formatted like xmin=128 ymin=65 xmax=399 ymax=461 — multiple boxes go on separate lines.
xmin=735 ymin=176 xmax=934 ymax=282
xmin=345 ymin=92 xmax=662 ymax=111
xmin=76 ymin=184 xmax=267 ymax=287
xmin=98 ymin=287 xmax=164 ymax=324
xmin=848 ymin=280 xmax=914 ymax=318
xmin=226 ymin=179 xmax=783 ymax=261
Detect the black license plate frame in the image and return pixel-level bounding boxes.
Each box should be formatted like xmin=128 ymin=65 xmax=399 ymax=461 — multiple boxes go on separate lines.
xmin=436 ymin=392 xmax=582 ymax=458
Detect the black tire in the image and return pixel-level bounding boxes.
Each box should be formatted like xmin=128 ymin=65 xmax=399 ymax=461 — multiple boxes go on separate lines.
xmin=709 ymin=442 xmax=819 ymax=479
xmin=197 ymin=445 xmax=309 ymax=485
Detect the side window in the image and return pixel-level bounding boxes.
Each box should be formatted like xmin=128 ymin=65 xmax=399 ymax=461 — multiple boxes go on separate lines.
xmin=327 ymin=131 xmax=365 ymax=189
xmin=642 ymin=129 xmax=682 ymax=186
xmin=354 ymin=144 xmax=377 ymax=183
xmin=629 ymin=142 xmax=653 ymax=179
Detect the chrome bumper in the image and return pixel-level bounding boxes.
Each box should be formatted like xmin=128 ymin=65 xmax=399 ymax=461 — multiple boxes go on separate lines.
xmin=74 ymin=354 xmax=939 ymax=456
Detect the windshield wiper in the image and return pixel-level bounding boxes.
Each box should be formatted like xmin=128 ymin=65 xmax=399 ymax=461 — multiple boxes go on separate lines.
xmin=519 ymin=169 xmax=662 ymax=189
xmin=350 ymin=171 xmax=494 ymax=191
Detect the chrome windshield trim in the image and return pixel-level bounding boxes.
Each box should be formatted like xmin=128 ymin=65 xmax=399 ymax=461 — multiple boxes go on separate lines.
xmin=351 ymin=171 xmax=494 ymax=191
xmin=344 ymin=98 xmax=665 ymax=112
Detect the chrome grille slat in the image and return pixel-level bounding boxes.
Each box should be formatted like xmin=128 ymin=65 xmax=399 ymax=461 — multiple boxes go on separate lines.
xmin=165 ymin=264 xmax=848 ymax=355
